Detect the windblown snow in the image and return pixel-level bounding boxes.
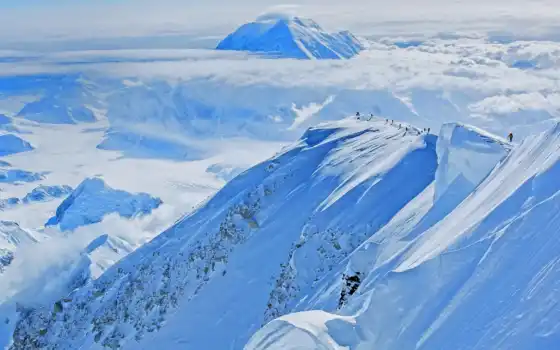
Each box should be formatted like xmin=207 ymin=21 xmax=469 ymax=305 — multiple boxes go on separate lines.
xmin=217 ymin=14 xmax=363 ymax=59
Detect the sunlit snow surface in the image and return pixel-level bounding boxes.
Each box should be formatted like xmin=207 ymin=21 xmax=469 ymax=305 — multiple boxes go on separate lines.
xmin=247 ymin=122 xmax=560 ymax=350
xmin=216 ymin=14 xmax=363 ymax=59
xmin=1 ymin=16 xmax=560 ymax=350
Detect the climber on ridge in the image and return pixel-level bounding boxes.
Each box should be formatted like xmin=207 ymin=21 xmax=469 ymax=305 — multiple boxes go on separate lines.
xmin=508 ymin=132 xmax=513 ymax=142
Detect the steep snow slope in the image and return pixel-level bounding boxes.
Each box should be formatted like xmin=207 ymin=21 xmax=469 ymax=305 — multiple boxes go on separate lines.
xmin=247 ymin=123 xmax=560 ymax=350
xmin=45 ymin=178 xmax=162 ymax=231
xmin=0 ymin=134 xmax=34 ymax=156
xmin=434 ymin=123 xmax=510 ymax=202
xmin=9 ymin=118 xmax=437 ymax=349
xmin=217 ymin=14 xmax=363 ymax=59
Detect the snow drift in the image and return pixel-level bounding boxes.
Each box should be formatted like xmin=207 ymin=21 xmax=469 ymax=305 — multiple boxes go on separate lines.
xmin=216 ymin=14 xmax=363 ymax=59
xmin=9 ymin=118 xmax=437 ymax=349
xmin=247 ymin=122 xmax=560 ymax=350
xmin=45 ymin=177 xmax=162 ymax=231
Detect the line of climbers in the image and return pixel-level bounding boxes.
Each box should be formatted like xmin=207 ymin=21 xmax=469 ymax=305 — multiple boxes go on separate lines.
xmin=356 ymin=112 xmax=515 ymax=142
xmin=355 ymin=112 xmax=429 ymax=136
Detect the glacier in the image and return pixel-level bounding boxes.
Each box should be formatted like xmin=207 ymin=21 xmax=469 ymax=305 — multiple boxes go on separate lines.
xmin=45 ymin=178 xmax=162 ymax=232
xmin=216 ymin=14 xmax=363 ymax=59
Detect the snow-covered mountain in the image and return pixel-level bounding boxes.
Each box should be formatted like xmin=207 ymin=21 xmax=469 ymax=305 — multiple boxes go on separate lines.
xmin=9 ymin=118 xmax=435 ymax=349
xmin=216 ymin=14 xmax=364 ymax=59
xmin=247 ymin=122 xmax=560 ymax=349
xmin=45 ymin=178 xmax=162 ymax=232
xmin=0 ymin=134 xmax=33 ymax=157
xmin=1 ymin=185 xmax=73 ymax=210
xmin=1 ymin=48 xmax=560 ymax=350
xmin=8 ymin=116 xmax=560 ymax=350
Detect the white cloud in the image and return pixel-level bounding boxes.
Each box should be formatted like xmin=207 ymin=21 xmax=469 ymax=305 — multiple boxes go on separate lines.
xmin=3 ymin=0 xmax=560 ymax=48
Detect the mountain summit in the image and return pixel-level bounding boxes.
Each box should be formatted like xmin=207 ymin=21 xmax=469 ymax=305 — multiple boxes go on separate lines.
xmin=216 ymin=13 xmax=364 ymax=59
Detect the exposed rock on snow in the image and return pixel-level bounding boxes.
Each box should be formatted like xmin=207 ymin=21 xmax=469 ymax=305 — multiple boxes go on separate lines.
xmin=0 ymin=134 xmax=34 ymax=156
xmin=217 ymin=14 xmax=363 ymax=59
xmin=45 ymin=177 xmax=162 ymax=231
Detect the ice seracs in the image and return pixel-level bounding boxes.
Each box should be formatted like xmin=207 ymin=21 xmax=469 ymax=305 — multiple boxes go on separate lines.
xmin=216 ymin=14 xmax=364 ymax=59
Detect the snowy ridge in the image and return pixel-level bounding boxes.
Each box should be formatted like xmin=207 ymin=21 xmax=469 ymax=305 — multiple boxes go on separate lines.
xmin=216 ymin=14 xmax=363 ymax=59
xmin=247 ymin=122 xmax=560 ymax=350
xmin=9 ymin=118 xmax=436 ymax=349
